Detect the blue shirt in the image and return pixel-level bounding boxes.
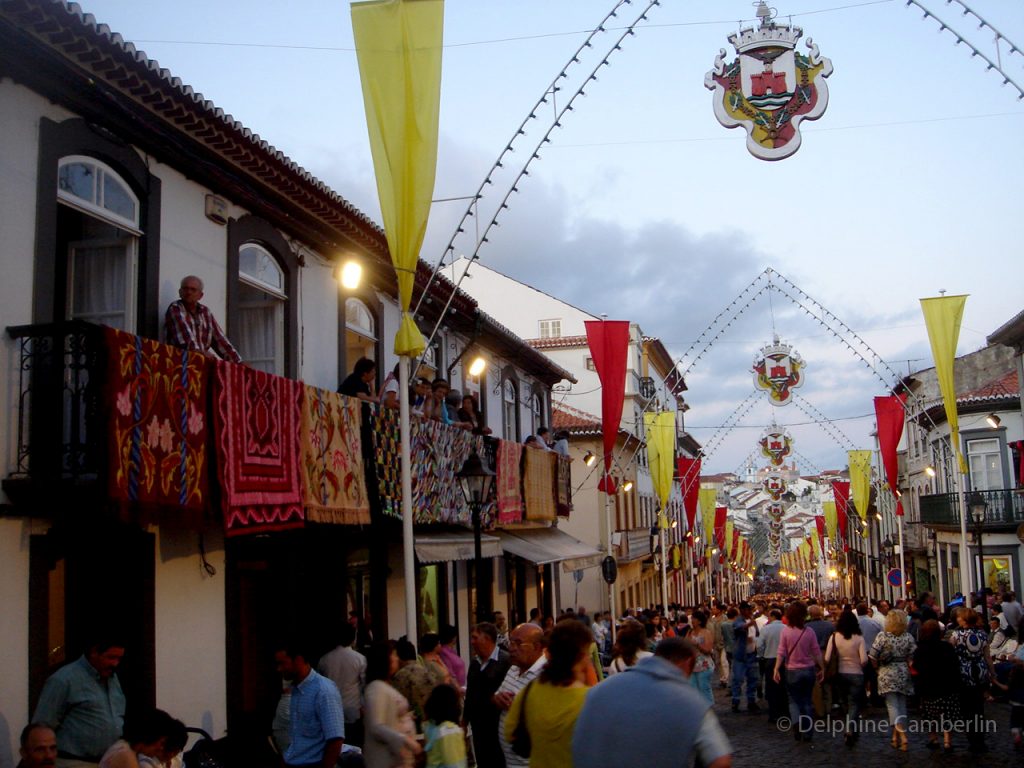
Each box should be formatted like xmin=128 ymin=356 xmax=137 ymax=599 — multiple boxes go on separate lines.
xmin=732 ymin=618 xmax=755 ymax=663
xmin=32 ymin=656 xmax=125 ymax=760
xmin=284 ymin=670 xmax=345 ymax=766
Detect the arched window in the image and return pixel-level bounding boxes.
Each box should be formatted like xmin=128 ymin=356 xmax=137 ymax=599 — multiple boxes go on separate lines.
xmin=237 ymin=243 xmax=287 ymax=375
xmin=530 ymin=391 xmax=544 ymax=435
xmin=57 ymin=156 xmax=140 ymax=331
xmin=345 ymin=297 xmax=377 ymax=365
xmin=502 ymin=378 xmax=519 ymax=442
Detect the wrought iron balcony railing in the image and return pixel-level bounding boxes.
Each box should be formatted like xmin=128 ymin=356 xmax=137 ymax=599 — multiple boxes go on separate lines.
xmin=4 ymin=322 xmax=105 ymax=499
xmin=919 ymin=488 xmax=1024 ymax=529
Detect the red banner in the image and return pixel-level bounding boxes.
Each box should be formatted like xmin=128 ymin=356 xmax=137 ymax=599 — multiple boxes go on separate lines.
xmin=832 ymin=480 xmax=850 ymax=551
xmin=677 ymin=457 xmax=701 ymax=533
xmin=714 ymin=506 xmax=727 ymax=551
xmin=585 ymin=320 xmax=630 ymax=493
xmin=874 ymin=393 xmax=907 ymax=516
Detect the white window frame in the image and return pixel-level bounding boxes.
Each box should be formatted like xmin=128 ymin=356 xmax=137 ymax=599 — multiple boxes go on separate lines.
xmin=967 ymin=437 xmax=1002 ymax=492
xmin=502 ymin=379 xmax=518 ymax=442
xmin=539 ymin=318 xmax=562 ymax=339
xmin=238 ymin=243 xmax=287 ymax=299
xmin=57 ymin=156 xmax=141 ymax=234
xmin=66 ymin=237 xmax=138 ymax=331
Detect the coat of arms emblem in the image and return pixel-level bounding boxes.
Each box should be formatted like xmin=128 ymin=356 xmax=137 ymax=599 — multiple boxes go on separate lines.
xmin=704 ymin=2 xmax=833 ymax=160
xmin=762 ymin=472 xmax=787 ymax=501
xmin=753 ymin=336 xmax=805 ymax=406
xmin=759 ymin=426 xmax=793 ymax=466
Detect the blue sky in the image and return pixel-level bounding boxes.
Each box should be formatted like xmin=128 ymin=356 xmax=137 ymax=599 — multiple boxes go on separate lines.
xmin=78 ymin=0 xmax=1024 ymax=472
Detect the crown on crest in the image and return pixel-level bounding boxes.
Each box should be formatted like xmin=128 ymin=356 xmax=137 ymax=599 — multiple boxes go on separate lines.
xmin=758 ymin=335 xmax=799 ymax=361
xmin=729 ymin=22 xmax=802 ymax=54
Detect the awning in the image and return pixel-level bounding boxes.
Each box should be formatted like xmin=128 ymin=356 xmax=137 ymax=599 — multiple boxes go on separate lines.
xmin=497 ymin=527 xmax=604 ymax=573
xmin=415 ymin=530 xmax=503 ymax=564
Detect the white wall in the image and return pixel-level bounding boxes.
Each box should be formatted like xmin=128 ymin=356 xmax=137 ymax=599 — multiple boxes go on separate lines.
xmin=152 ymin=527 xmax=227 ymax=737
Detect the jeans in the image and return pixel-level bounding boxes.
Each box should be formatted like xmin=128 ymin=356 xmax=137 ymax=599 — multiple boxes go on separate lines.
xmin=731 ymin=657 xmax=759 ymax=704
xmin=884 ymin=692 xmax=908 ymax=730
xmin=836 ymin=673 xmax=865 ymax=730
xmin=786 ymin=667 xmax=816 ymax=734
xmin=691 ymin=669 xmax=714 ymax=704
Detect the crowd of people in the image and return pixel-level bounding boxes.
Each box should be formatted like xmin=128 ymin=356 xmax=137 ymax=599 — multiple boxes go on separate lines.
xmin=18 ymin=590 xmax=1024 ymax=768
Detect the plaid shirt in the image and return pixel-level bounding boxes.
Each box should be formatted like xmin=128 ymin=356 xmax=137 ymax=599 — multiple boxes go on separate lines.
xmin=285 ymin=670 xmax=345 ymax=765
xmin=164 ymin=300 xmax=242 ymax=363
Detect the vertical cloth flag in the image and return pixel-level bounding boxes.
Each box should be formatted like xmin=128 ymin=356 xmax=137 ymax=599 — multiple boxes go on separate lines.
xmin=700 ymin=488 xmax=717 ymax=555
xmin=645 ymin=411 xmax=676 ymax=510
xmin=848 ymin=450 xmax=873 ymax=528
xmin=874 ymin=394 xmax=907 ymax=516
xmin=832 ymin=480 xmax=850 ymax=549
xmin=351 ymin=0 xmax=444 ymax=356
xmin=678 ymin=457 xmax=701 ymax=533
xmin=724 ymin=520 xmax=735 ymax=559
xmin=584 ymin=320 xmax=631 ymax=492
xmin=920 ymin=295 xmax=969 ymax=473
xmin=823 ymin=500 xmax=838 ymax=544
xmin=814 ymin=515 xmax=826 ymax=557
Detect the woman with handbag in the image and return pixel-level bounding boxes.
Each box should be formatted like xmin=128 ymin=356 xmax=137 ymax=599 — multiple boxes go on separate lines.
xmin=868 ymin=609 xmax=916 ymax=751
xmin=688 ymin=610 xmax=716 ymax=703
xmin=913 ymin=619 xmax=961 ymax=751
xmin=505 ymin=619 xmax=593 ymax=768
xmin=773 ymin=602 xmax=824 ymax=742
xmin=825 ymin=610 xmax=868 ymax=745
xmin=949 ymin=606 xmax=996 ymax=754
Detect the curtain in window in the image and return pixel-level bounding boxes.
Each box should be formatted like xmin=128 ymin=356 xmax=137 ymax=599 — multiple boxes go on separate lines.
xmin=237 ymin=284 xmax=283 ymax=375
xmin=70 ymin=242 xmax=129 ymax=329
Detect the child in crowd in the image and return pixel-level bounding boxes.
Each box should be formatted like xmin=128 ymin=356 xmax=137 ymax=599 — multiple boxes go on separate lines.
xmin=423 ymin=684 xmax=466 ymax=768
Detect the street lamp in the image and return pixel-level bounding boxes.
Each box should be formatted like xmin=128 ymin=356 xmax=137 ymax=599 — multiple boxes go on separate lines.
xmin=969 ymin=491 xmax=989 ymax=625
xmin=457 ymin=450 xmax=495 ymax=622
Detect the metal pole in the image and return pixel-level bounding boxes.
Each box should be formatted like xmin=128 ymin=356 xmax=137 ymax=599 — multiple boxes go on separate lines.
xmin=400 ymin=355 xmax=417 ymax=640
xmin=659 ymin=515 xmax=669 ymax=614
xmin=473 ymin=500 xmax=483 ymax=622
xmin=952 ymin=466 xmax=973 ymax=597
xmin=897 ymin=513 xmax=907 ymax=601
xmin=977 ymin=520 xmax=988 ymax=625
xmin=605 ymin=483 xmax=617 ymax=644
xmin=935 ymin=535 xmax=946 ymax=607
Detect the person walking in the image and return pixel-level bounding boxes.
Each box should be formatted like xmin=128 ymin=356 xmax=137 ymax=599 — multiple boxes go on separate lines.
xmin=494 ymin=624 xmax=546 ymax=768
xmin=913 ymin=619 xmax=961 ymax=751
xmin=687 ymin=610 xmax=716 ymax=704
xmin=949 ymin=606 xmax=996 ymax=754
xmin=868 ymin=609 xmax=916 ymax=751
xmin=719 ymin=607 xmax=736 ymax=689
xmin=571 ymin=638 xmax=732 ymax=768
xmin=504 ymin=620 xmax=592 ymax=768
xmin=363 ymin=642 xmax=422 ymax=768
xmin=730 ymin=603 xmax=761 ymax=714
xmin=423 ymin=685 xmax=466 ymax=768
xmin=465 ymin=622 xmax=511 ymax=768
xmin=606 ymin=621 xmax=652 ymax=675
xmin=318 ymin=624 xmax=367 ymax=747
xmin=773 ymin=601 xmax=823 ymax=742
xmin=825 ymin=610 xmax=867 ymax=746
xmin=273 ymin=643 xmax=346 ymax=768
xmin=756 ymin=609 xmax=787 ymax=724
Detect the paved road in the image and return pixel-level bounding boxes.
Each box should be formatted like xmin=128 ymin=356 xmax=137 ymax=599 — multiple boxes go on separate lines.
xmin=710 ymin=682 xmax=1018 ymax=767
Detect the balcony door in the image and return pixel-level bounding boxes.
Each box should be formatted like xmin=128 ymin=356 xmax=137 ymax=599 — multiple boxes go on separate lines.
xmin=967 ymin=438 xmax=1002 ymax=491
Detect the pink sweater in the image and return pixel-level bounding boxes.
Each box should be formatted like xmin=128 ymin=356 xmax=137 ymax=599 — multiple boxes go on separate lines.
xmin=777 ymin=626 xmax=823 ymax=670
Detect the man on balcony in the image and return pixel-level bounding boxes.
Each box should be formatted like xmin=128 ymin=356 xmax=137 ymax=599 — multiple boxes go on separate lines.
xmin=164 ymin=275 xmax=242 ymax=363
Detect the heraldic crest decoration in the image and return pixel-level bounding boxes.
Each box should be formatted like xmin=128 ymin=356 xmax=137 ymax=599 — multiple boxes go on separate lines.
xmin=753 ymin=335 xmax=805 ymax=406
xmin=704 ymin=1 xmax=833 ymax=161
xmin=760 ymin=426 xmax=793 ymax=466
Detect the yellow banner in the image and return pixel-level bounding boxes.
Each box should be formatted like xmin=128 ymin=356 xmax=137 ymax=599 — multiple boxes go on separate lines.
xmin=920 ymin=295 xmax=969 ymax=474
xmin=725 ymin=520 xmax=734 ymax=559
xmin=848 ymin=450 xmax=873 ymax=524
xmin=644 ymin=411 xmax=676 ymax=510
xmin=823 ymin=500 xmax=837 ymax=542
xmin=352 ymin=0 xmax=444 ymax=357
xmin=700 ymin=488 xmax=716 ymax=555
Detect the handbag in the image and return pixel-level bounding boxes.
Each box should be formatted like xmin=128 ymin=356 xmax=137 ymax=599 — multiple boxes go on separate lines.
xmin=510 ymin=680 xmax=535 ymax=758
xmin=823 ymin=635 xmax=840 ymax=681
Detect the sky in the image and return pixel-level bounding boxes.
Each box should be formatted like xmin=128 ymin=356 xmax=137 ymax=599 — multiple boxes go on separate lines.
xmin=76 ymin=0 xmax=1024 ymax=474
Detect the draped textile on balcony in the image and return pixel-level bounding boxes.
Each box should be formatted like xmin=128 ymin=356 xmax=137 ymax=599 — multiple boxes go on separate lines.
xmin=104 ymin=327 xmax=210 ymax=518
xmin=523 ymin=448 xmax=557 ymax=522
xmin=300 ymin=386 xmax=369 ymax=525
xmin=555 ymin=455 xmax=573 ymax=517
xmin=213 ymin=360 xmax=304 ymax=536
xmin=372 ymin=408 xmax=495 ymax=525
xmin=496 ymin=440 xmax=524 ymax=524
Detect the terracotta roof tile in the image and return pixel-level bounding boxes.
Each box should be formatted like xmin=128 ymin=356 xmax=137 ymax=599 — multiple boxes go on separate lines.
xmin=527 ymin=335 xmax=588 ymax=350
xmin=958 ymin=369 xmax=1019 ymax=402
xmin=552 ymin=403 xmax=602 ymax=433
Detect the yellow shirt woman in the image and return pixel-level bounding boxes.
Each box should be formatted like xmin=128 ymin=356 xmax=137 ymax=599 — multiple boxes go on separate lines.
xmin=504 ymin=680 xmax=588 ymax=768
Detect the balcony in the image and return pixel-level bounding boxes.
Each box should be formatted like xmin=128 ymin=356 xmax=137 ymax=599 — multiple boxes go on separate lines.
xmin=920 ymin=488 xmax=1024 ymax=530
xmin=3 ymin=321 xmax=104 ymax=507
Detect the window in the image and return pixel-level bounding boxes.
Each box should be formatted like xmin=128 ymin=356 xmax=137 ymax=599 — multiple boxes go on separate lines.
xmin=502 ymin=378 xmax=519 ymax=442
xmin=530 ymin=392 xmax=544 ymax=435
xmin=237 ymin=244 xmax=286 ymax=375
xmin=58 ymin=157 xmax=140 ymax=331
xmin=967 ymin=438 xmax=1002 ymax=491
xmin=539 ymin=319 xmax=562 ymax=339
xmin=585 ymin=356 xmax=596 ymax=371
xmin=345 ymin=298 xmax=377 ymax=366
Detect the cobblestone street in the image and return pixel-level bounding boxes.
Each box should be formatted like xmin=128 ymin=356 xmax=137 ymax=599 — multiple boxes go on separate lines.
xmin=710 ymin=683 xmax=1018 ymax=767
